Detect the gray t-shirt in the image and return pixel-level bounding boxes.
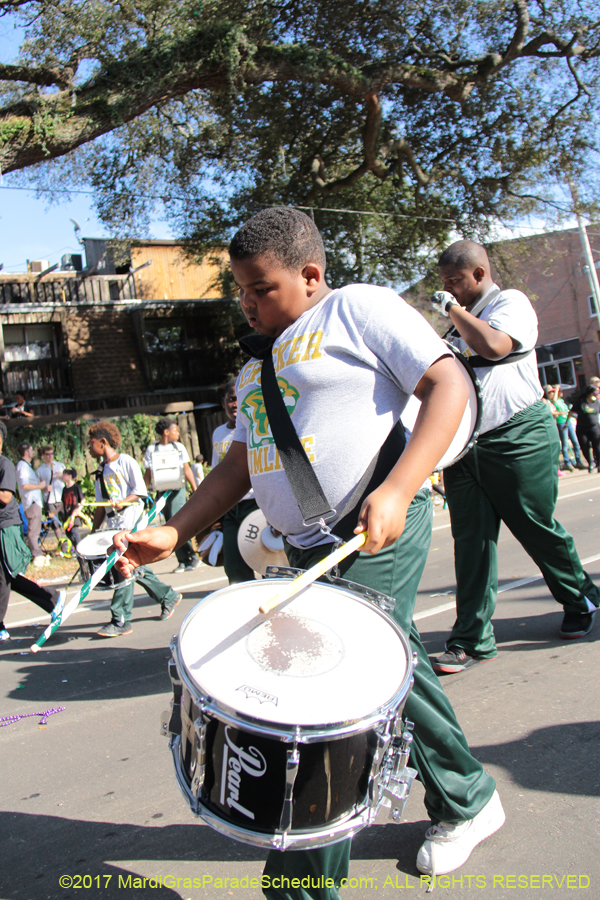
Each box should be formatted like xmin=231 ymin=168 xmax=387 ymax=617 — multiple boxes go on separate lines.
xmin=94 ymin=453 xmax=147 ymax=531
xmin=233 ymin=284 xmax=449 ymax=548
xmin=446 ymin=284 xmax=542 ymax=434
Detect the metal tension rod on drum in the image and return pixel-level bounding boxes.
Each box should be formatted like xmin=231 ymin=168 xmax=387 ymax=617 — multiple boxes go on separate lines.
xmin=258 ymin=531 xmax=368 ymax=615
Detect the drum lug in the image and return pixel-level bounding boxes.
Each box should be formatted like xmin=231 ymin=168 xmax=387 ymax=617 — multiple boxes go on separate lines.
xmin=190 ymin=716 xmax=208 ymax=799
xmin=279 ymin=735 xmax=301 ymax=834
xmin=161 ymin=655 xmax=183 ymax=739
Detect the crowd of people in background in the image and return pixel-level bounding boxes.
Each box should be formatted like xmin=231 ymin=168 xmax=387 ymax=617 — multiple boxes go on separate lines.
xmin=543 ymin=376 xmax=600 ymax=475
xmin=0 ymin=414 xmax=211 ymax=641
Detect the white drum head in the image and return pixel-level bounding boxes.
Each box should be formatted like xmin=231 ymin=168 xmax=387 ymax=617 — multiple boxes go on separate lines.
xmin=401 ymin=354 xmax=481 ymax=470
xmin=237 ymin=509 xmax=289 ymax=575
xmin=76 ymin=529 xmax=119 ymax=559
xmin=178 ymin=579 xmax=408 ymax=727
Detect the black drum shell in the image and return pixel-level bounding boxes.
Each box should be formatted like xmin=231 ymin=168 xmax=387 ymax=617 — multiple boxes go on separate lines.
xmin=180 ymin=690 xmax=376 ymax=835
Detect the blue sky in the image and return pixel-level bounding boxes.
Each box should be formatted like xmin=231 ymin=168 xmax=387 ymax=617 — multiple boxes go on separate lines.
xmin=0 ymin=184 xmax=174 ymax=273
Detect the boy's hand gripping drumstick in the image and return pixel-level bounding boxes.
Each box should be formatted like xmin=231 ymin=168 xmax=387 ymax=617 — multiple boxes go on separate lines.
xmin=259 ymin=532 xmax=367 ymax=615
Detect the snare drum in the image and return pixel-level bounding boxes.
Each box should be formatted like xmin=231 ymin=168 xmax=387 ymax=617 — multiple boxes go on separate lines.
xmin=401 ymin=343 xmax=483 ymax=470
xmin=76 ymin=530 xmax=135 ymax=592
xmin=162 ymin=573 xmax=417 ymax=850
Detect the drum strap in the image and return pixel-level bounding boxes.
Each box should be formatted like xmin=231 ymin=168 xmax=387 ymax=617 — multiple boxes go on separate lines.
xmin=239 ymin=335 xmax=406 ymax=539
xmin=443 ymin=287 xmax=534 ymax=368
xmin=94 ymin=463 xmax=115 ymax=519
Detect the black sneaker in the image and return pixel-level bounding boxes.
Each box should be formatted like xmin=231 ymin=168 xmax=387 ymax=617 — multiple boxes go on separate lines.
xmin=432 ymin=647 xmax=495 ymax=674
xmin=559 ymin=611 xmax=595 ymax=639
xmin=160 ymin=593 xmax=182 ymax=620
xmin=97 ymin=621 xmax=133 ymax=637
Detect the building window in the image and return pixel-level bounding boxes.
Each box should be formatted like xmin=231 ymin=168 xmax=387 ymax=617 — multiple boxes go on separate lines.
xmin=1 ymin=323 xmax=71 ymax=397
xmin=536 ymin=338 xmax=584 ymax=389
xmin=588 ymin=294 xmax=599 ymax=318
xmin=132 ymin=306 xmax=248 ymax=391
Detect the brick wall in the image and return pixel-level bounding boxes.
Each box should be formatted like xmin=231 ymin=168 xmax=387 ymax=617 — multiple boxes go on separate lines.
xmin=63 ymin=306 xmax=147 ymax=399
xmin=491 ymin=227 xmax=600 ymax=381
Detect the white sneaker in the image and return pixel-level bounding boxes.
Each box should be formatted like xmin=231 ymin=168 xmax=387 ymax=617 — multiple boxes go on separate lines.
xmin=173 ymin=564 xmax=186 ymax=574
xmin=416 ymin=790 xmax=505 ymax=876
xmin=185 ymin=557 xmax=202 ymax=571
xmin=33 ymin=555 xmax=47 ymax=568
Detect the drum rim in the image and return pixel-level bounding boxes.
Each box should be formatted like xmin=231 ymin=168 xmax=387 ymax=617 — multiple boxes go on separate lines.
xmin=174 ymin=576 xmax=414 ymax=742
xmin=75 ymin=528 xmax=121 ymax=559
xmin=437 ymin=341 xmax=483 ymax=469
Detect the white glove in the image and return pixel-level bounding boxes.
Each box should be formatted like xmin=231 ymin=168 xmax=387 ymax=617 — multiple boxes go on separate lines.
xmin=199 ymin=530 xmax=223 ymax=566
xmin=431 ymin=291 xmax=458 ymax=317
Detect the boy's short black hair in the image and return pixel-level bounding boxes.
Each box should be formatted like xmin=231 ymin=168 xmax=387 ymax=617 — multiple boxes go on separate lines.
xmin=229 ymin=207 xmax=326 ymax=272
xmin=88 ymin=420 xmax=121 ymax=449
xmin=17 ymin=441 xmax=32 ymax=457
xmin=155 ymin=417 xmax=175 ymax=436
xmin=64 ymin=467 xmax=77 ymax=478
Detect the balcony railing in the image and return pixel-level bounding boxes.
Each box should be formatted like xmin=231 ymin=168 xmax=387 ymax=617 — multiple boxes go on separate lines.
xmin=0 ymin=274 xmax=137 ymax=305
xmin=1 ymin=358 xmax=72 ymax=397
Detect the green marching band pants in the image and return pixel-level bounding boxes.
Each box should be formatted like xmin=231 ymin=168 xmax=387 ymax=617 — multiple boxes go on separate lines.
xmin=444 ymin=400 xmax=600 ymax=659
xmin=222 ymin=497 xmax=259 ymax=584
xmin=110 ymin=567 xmax=179 ymax=625
xmin=160 ymin=487 xmax=197 ymax=566
xmin=262 ymin=489 xmax=496 ymax=900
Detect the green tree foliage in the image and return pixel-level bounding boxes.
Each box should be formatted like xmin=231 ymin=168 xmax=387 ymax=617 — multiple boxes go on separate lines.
xmin=1 ymin=0 xmax=599 ymax=283
xmin=4 ymin=414 xmax=158 ymax=480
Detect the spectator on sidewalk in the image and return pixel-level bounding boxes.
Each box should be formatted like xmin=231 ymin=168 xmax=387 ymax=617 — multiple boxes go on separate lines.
xmin=15 ymin=442 xmax=49 ymax=567
xmin=36 ymin=444 xmax=67 ymax=538
xmin=60 ymin=468 xmax=86 ymax=550
xmin=549 ymin=386 xmax=586 ymax=471
xmin=569 ymin=385 xmax=600 ymax=473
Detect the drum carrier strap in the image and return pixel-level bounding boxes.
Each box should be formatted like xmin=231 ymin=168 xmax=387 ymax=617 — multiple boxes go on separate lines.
xmin=94 ymin=462 xmax=115 ymax=519
xmin=239 ymin=335 xmax=406 ymax=542
xmin=444 ymin=287 xmax=534 ymax=368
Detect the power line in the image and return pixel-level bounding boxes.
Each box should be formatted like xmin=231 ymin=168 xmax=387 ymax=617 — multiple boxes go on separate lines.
xmin=0 ymin=183 xmax=580 ymax=232
xmin=0 ymin=184 xmax=456 ymax=224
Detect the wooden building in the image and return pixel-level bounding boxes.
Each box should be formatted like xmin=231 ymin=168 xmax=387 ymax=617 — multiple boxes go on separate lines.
xmin=0 ymin=240 xmax=247 ymax=457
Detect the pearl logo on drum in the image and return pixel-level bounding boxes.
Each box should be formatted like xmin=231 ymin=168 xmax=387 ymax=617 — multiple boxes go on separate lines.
xmin=236 ymin=684 xmax=278 ymax=706
xmin=219 ymin=726 xmax=268 ymax=820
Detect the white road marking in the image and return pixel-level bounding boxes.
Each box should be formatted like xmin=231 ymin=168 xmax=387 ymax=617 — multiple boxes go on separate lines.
xmin=5 ymin=576 xmax=229 ymax=629
xmin=414 ymin=553 xmax=600 ymax=621
xmin=431 ymin=484 xmax=599 ymax=532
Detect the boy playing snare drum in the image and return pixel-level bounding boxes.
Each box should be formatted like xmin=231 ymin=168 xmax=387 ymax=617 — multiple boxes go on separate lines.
xmin=114 ymin=209 xmax=504 ymax=894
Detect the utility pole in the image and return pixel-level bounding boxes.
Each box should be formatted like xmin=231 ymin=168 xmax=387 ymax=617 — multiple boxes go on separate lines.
xmin=570 ymin=183 xmax=600 ymax=335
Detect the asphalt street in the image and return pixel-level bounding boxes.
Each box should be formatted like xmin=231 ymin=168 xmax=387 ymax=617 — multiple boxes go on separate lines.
xmin=1 ymin=470 xmax=598 ymax=900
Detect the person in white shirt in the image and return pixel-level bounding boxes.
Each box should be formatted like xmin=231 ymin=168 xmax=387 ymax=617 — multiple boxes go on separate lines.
xmin=36 ymin=444 xmax=66 ymax=540
xmin=211 ymin=379 xmax=258 ymax=583
xmin=16 ymin=442 xmax=48 ymax=566
xmin=190 ymin=454 xmax=205 ymax=488
xmin=143 ymin=418 xmax=200 ymax=573
xmin=431 ymin=240 xmax=600 ymax=672
xmin=88 ymin=420 xmax=182 ymax=638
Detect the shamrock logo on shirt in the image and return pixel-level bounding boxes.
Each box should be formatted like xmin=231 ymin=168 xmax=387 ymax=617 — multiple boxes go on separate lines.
xmin=241 ymin=377 xmax=300 ymax=449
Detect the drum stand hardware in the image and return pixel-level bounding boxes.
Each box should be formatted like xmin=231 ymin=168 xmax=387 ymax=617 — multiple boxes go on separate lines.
xmin=379 ymin=721 xmax=417 ymax=822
